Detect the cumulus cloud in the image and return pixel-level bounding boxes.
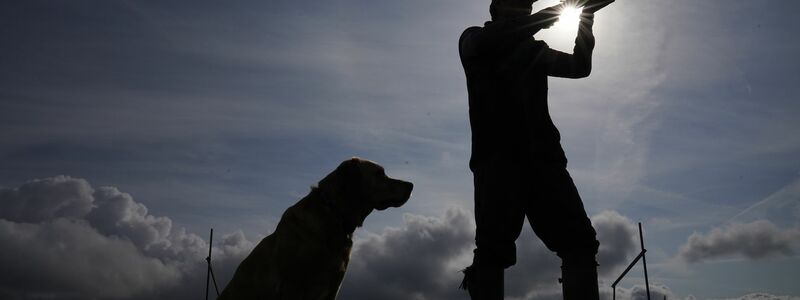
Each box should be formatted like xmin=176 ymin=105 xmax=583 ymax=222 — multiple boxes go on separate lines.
xmin=0 ymin=176 xmax=647 ymax=300
xmin=340 ymin=208 xmax=475 ymax=300
xmin=0 ymin=176 xmax=254 ymax=300
xmin=0 ymin=218 xmax=181 ymax=299
xmin=608 ymin=283 xmax=675 ymax=300
xmin=593 ymin=211 xmax=640 ymax=275
xmin=678 ymin=220 xmax=800 ymax=263
xmin=87 ymin=187 xmax=173 ymax=253
xmin=0 ymin=176 xmax=94 ymax=223
xmin=340 ymin=208 xmax=641 ymax=300
xmin=505 ymin=210 xmax=640 ymax=299
xmin=712 ymin=293 xmax=800 ymax=300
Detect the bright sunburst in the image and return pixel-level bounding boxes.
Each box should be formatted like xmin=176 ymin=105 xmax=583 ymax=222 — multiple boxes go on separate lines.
xmin=558 ymin=4 xmax=582 ymax=26
xmin=538 ymin=3 xmax=584 ymax=52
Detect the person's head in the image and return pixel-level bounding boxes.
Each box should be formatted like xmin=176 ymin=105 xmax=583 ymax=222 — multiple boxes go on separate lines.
xmin=490 ymin=0 xmax=536 ymax=20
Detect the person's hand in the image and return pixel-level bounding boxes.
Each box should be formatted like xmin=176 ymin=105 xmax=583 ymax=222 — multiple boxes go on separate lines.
xmin=580 ymin=0 xmax=614 ymax=13
xmin=532 ymin=3 xmax=563 ymax=29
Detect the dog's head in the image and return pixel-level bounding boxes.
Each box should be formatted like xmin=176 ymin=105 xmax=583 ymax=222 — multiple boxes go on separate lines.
xmin=317 ymin=157 xmax=413 ymax=231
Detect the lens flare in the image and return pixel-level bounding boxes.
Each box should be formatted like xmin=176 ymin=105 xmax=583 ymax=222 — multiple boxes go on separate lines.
xmin=558 ymin=5 xmax=582 ymax=26
xmin=537 ymin=3 xmax=584 ymax=52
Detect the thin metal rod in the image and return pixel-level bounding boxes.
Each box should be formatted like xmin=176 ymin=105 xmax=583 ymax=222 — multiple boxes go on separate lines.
xmin=639 ymin=223 xmax=651 ymax=300
xmin=209 ymin=263 xmax=220 ymax=296
xmin=206 ymin=228 xmax=214 ymax=300
xmin=612 ymin=250 xmax=645 ymax=288
xmin=613 ymin=286 xmax=616 ymax=300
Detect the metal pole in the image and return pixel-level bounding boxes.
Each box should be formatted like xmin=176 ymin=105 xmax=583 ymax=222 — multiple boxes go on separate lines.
xmin=611 ymin=251 xmax=645 ymax=288
xmin=639 ymin=223 xmax=651 ymax=300
xmin=210 ymin=263 xmax=220 ymax=296
xmin=206 ymin=228 xmax=214 ymax=300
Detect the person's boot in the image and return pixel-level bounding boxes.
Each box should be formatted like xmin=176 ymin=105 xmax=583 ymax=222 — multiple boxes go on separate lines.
xmin=460 ymin=264 xmax=504 ymax=300
xmin=560 ymin=257 xmax=599 ymax=300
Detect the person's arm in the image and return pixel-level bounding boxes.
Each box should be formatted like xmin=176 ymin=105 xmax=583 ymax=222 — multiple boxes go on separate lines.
xmin=460 ymin=5 xmax=561 ymax=57
xmin=580 ymin=0 xmax=614 ymax=14
xmin=545 ymin=12 xmax=595 ymax=78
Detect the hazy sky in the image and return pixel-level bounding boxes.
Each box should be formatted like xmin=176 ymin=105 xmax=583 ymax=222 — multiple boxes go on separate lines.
xmin=1 ymin=0 xmax=799 ymax=299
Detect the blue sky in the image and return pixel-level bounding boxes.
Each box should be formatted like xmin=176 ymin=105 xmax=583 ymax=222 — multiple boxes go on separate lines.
xmin=1 ymin=0 xmax=799 ymax=299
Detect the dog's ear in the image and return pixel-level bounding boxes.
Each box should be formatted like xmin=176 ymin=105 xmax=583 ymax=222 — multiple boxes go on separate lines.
xmin=337 ymin=158 xmax=362 ymax=201
xmin=318 ymin=158 xmax=362 ymax=204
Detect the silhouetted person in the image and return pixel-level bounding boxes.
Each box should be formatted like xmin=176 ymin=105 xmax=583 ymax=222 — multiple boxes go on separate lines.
xmin=459 ymin=0 xmax=613 ymax=299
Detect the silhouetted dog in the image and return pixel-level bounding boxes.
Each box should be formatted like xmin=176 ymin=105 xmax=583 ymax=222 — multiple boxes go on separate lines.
xmin=218 ymin=158 xmax=413 ymax=300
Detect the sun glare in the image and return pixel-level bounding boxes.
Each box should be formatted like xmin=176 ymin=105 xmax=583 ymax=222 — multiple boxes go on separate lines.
xmin=558 ymin=5 xmax=582 ymax=27
xmin=538 ymin=3 xmax=584 ymax=52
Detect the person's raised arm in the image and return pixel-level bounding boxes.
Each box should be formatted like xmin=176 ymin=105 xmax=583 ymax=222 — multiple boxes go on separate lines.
xmin=460 ymin=4 xmax=561 ymax=58
xmin=545 ymin=11 xmax=595 ymax=78
xmin=545 ymin=0 xmax=613 ymax=78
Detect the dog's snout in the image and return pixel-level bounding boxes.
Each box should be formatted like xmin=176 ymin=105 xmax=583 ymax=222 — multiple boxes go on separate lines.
xmin=403 ymin=181 xmax=413 ymax=198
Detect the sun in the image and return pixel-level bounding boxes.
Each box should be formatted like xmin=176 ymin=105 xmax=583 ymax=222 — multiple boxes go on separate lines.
xmin=537 ymin=3 xmax=584 ymax=52
xmin=558 ymin=4 xmax=583 ymax=26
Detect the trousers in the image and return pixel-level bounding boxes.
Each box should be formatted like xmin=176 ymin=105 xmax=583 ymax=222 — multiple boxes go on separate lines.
xmin=471 ymin=160 xmax=599 ymax=269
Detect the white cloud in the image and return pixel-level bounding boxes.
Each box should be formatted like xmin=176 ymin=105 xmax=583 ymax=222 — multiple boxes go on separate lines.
xmin=10 ymin=175 xmax=794 ymax=300
xmin=0 ymin=176 xmax=253 ymax=299
xmin=340 ymin=208 xmax=475 ymax=300
xmin=0 ymin=176 xmax=94 ymax=223
xmin=712 ymin=293 xmax=800 ymax=300
xmin=0 ymin=218 xmax=181 ymax=299
xmin=608 ymin=283 xmax=676 ymax=300
xmin=678 ymin=220 xmax=800 ymax=263
xmin=87 ymin=187 xmax=173 ymax=253
xmin=593 ymin=211 xmax=640 ymax=275
xmin=340 ymin=208 xmax=641 ymax=300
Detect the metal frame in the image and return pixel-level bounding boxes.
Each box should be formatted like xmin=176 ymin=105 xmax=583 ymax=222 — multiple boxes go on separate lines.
xmin=206 ymin=228 xmax=220 ymax=300
xmin=611 ymin=222 xmax=651 ymax=300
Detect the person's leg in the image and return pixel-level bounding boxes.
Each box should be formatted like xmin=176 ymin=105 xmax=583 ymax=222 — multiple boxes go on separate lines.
xmin=464 ymin=164 xmax=526 ymax=299
xmin=525 ymin=164 xmax=599 ymax=300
